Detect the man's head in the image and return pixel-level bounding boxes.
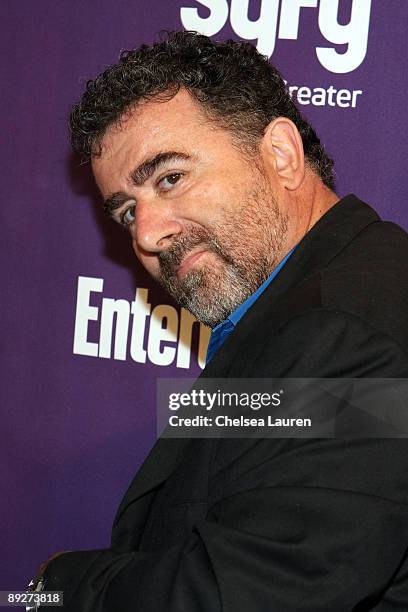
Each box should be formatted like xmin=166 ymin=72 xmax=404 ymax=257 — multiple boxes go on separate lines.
xmin=70 ymin=31 xmax=336 ymax=327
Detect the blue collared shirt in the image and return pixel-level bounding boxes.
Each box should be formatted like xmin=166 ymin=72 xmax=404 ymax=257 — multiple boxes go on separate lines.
xmin=205 ymin=246 xmax=296 ymax=365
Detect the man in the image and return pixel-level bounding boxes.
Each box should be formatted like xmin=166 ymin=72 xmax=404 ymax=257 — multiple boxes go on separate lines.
xmin=37 ymin=31 xmax=408 ymax=610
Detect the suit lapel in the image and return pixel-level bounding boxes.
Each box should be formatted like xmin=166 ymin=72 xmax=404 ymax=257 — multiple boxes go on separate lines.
xmin=112 ymin=195 xmax=380 ymax=543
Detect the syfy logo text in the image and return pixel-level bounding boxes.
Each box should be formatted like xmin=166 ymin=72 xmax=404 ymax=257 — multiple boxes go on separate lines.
xmin=180 ymin=0 xmax=373 ymax=74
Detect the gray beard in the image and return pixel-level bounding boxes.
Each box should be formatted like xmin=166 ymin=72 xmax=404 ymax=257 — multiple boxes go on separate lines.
xmin=162 ymin=258 xmax=269 ymax=328
xmin=157 ymin=188 xmax=288 ymax=327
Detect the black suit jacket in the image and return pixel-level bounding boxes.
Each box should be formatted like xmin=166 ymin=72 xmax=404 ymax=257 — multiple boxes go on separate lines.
xmin=44 ymin=195 xmax=408 ymax=611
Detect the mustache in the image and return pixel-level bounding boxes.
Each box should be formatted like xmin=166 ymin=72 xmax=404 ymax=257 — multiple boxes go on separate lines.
xmin=159 ymin=228 xmax=232 ymax=276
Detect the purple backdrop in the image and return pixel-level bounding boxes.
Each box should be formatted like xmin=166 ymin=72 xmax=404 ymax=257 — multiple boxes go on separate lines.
xmin=2 ymin=0 xmax=407 ymax=600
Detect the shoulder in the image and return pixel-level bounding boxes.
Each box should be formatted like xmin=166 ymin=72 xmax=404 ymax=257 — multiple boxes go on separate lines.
xmin=276 ymin=218 xmax=408 ymax=352
xmin=242 ymin=218 xmax=408 ymax=377
xmin=319 ymin=219 xmax=408 ymax=353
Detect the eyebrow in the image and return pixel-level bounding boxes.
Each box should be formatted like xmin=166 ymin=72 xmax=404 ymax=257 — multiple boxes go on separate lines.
xmin=102 ymin=151 xmax=191 ymax=218
xmin=103 ymin=192 xmax=133 ymax=218
xmin=130 ymin=151 xmax=191 ymax=187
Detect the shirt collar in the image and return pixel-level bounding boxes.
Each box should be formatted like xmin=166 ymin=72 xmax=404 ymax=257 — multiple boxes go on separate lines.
xmin=205 ymin=245 xmax=297 ymax=365
xmin=224 ymin=245 xmax=297 ymax=329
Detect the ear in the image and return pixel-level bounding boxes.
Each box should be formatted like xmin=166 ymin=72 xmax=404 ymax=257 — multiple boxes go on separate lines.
xmin=260 ymin=118 xmax=305 ymax=190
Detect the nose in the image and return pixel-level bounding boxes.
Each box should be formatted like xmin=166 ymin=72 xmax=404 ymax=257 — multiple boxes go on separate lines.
xmin=131 ymin=198 xmax=183 ymax=253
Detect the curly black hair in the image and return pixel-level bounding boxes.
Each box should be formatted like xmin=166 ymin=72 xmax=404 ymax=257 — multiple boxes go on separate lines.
xmin=70 ymin=31 xmax=335 ymax=189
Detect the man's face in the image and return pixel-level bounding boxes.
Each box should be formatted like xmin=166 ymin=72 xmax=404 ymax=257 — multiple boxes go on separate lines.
xmin=92 ymin=90 xmax=288 ymax=327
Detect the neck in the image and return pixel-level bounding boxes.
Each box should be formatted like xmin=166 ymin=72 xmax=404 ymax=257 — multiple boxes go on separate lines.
xmin=283 ymin=175 xmax=339 ymax=255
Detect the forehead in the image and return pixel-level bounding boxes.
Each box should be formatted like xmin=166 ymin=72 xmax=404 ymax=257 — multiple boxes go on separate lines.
xmin=92 ymin=89 xmax=232 ymax=179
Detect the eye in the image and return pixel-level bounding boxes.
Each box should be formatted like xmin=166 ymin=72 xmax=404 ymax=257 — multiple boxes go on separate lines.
xmin=159 ymin=172 xmax=183 ymax=191
xmin=121 ymin=204 xmax=136 ymax=226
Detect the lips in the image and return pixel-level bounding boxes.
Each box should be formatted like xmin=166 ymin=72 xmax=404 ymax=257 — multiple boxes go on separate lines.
xmin=177 ymin=248 xmax=207 ymax=277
